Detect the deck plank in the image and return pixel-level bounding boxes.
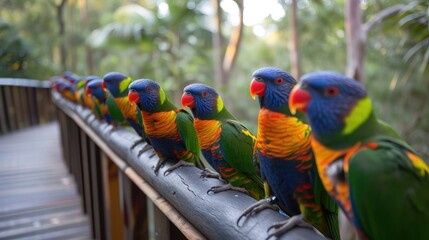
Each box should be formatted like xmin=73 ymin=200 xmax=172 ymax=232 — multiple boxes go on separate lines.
xmin=0 ymin=122 xmax=92 ymax=239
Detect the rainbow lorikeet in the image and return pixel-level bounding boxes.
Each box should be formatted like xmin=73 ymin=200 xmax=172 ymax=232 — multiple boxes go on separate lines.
xmin=102 ymin=72 xmax=147 ymax=143
xmin=128 ymin=79 xmax=205 ymax=174
xmin=73 ymin=78 xmax=86 ymax=107
xmin=86 ymin=79 xmax=113 ymax=124
xmin=82 ymin=75 xmax=99 ymax=113
xmin=60 ymin=71 xmax=84 ymax=105
xmin=289 ymin=71 xmax=429 ymax=240
xmin=242 ymin=67 xmax=339 ymax=240
xmin=54 ymin=79 xmax=77 ymax=103
xmin=181 ymin=83 xmax=265 ymax=200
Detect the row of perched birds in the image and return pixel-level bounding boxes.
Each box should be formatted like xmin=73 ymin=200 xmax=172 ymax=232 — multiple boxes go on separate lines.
xmin=52 ymin=67 xmax=428 ymax=240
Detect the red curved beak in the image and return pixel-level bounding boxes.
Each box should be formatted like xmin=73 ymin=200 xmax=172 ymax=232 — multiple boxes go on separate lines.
xmin=181 ymin=92 xmax=195 ymax=108
xmin=102 ymin=81 xmax=107 ymax=90
xmin=250 ymin=79 xmax=266 ymax=100
xmin=128 ymin=91 xmax=140 ymax=104
xmin=289 ymin=85 xmax=311 ymax=115
xmin=86 ymin=88 xmax=91 ymax=95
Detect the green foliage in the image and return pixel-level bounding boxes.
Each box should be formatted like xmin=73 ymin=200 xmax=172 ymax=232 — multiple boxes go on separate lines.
xmin=0 ymin=0 xmax=427 ymax=157
xmin=88 ymin=1 xmax=213 ymax=103
xmin=0 ymin=19 xmax=30 ymax=77
xmin=397 ymin=1 xmax=429 ymax=74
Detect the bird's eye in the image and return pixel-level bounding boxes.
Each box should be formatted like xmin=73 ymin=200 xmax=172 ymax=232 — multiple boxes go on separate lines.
xmin=275 ymin=77 xmax=284 ymax=85
xmin=145 ymin=86 xmax=152 ymax=92
xmin=255 ymin=77 xmax=263 ymax=81
xmin=325 ymin=86 xmax=339 ymax=96
xmin=130 ymin=89 xmax=136 ymax=92
xmin=202 ymin=91 xmax=209 ymax=97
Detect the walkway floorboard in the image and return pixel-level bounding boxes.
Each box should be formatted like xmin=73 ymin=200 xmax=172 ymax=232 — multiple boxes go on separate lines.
xmin=0 ymin=122 xmax=92 ymax=240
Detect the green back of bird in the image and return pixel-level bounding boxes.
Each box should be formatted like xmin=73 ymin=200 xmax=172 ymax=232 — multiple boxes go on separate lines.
xmin=348 ymin=136 xmax=429 ymax=239
xmin=106 ymin=94 xmax=127 ymax=126
xmin=176 ymin=109 xmax=205 ymax=169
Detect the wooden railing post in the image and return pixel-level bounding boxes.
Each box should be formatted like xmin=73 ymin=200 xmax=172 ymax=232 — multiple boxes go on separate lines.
xmin=4 ymin=86 xmax=16 ymax=131
xmin=88 ymin=140 xmax=106 ymax=240
xmin=0 ymin=86 xmax=8 ymax=133
xmin=119 ymin=172 xmax=148 ymax=240
xmin=102 ymin=153 xmax=125 ymax=240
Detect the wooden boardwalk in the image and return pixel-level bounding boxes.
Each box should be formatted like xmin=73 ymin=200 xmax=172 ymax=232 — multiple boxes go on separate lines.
xmin=0 ymin=122 xmax=92 ymax=240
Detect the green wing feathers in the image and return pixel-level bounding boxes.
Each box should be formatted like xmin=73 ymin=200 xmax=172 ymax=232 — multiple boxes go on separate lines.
xmin=176 ymin=110 xmax=205 ymax=169
xmin=348 ymin=138 xmax=429 ymax=239
xmin=220 ymin=120 xmax=264 ymax=188
xmin=106 ymin=96 xmax=127 ymax=126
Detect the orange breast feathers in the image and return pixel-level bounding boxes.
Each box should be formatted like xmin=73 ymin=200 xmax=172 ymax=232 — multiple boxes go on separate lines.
xmin=99 ymin=103 xmax=108 ymax=113
xmin=142 ymin=110 xmax=180 ymax=140
xmin=194 ymin=119 xmax=221 ymax=150
xmin=84 ymin=93 xmax=94 ymax=110
xmin=256 ymin=108 xmax=312 ymax=163
xmin=311 ymin=138 xmax=366 ymax=220
xmin=114 ymin=97 xmax=138 ymax=120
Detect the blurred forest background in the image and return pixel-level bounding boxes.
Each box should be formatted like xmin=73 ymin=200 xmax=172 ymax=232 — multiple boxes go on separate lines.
xmin=1 ymin=0 xmax=428 ymax=158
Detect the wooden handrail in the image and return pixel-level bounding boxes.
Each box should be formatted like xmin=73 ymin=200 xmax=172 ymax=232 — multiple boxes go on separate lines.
xmin=0 ymin=78 xmax=51 ymax=88
xmin=0 ymin=78 xmax=55 ymax=134
xmin=52 ymin=90 xmax=325 ymax=240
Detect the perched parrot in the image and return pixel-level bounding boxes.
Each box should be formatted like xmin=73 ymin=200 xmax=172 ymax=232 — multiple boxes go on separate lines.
xmin=82 ymin=75 xmax=99 ymax=113
xmin=242 ymin=67 xmax=339 ymax=240
xmin=128 ymin=79 xmax=205 ymax=174
xmin=54 ymin=79 xmax=77 ymax=103
xmin=181 ymin=83 xmax=265 ymax=200
xmin=74 ymin=78 xmax=87 ymax=107
xmin=87 ymin=79 xmax=113 ymax=123
xmin=103 ymin=72 xmax=144 ymax=137
xmin=289 ymin=71 xmax=429 ymax=240
xmin=61 ymin=71 xmax=84 ymax=105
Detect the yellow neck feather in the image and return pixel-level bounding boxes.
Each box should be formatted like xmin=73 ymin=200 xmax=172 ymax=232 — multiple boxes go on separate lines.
xmin=342 ymin=97 xmax=372 ymax=135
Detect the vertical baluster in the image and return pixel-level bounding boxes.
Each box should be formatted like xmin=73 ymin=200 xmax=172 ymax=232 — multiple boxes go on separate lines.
xmin=80 ymin=129 xmax=95 ymax=238
xmin=4 ymin=86 xmax=16 ymax=131
xmin=45 ymin=88 xmax=56 ymax=122
xmin=89 ymin=141 xmax=107 ymax=240
xmin=17 ymin=86 xmax=29 ymax=128
xmin=153 ymin=206 xmax=170 ymax=240
xmin=26 ymin=87 xmax=37 ymax=126
xmin=119 ymin=171 xmax=149 ymax=240
xmin=11 ymin=86 xmax=23 ymax=129
xmin=101 ymin=153 xmax=125 ymax=240
xmin=0 ymin=86 xmax=8 ymax=134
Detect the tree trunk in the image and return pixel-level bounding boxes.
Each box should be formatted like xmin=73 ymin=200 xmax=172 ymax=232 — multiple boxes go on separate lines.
xmin=81 ymin=0 xmax=94 ymax=74
xmin=212 ymin=0 xmax=244 ymax=88
xmin=211 ymin=0 xmax=225 ymax=89
xmin=289 ymin=0 xmax=301 ymax=79
xmin=69 ymin=0 xmax=77 ymax=71
xmin=222 ymin=0 xmax=244 ymax=86
xmin=345 ymin=0 xmax=365 ymax=82
xmin=55 ymin=0 xmax=68 ymax=72
xmin=345 ymin=1 xmax=404 ymax=83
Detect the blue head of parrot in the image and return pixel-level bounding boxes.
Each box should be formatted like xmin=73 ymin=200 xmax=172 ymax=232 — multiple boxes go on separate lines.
xmin=250 ymin=67 xmax=297 ymax=112
xmin=103 ymin=72 xmax=130 ymax=97
xmin=87 ymin=79 xmax=106 ymax=102
xmin=128 ymin=79 xmax=164 ymax=112
xmin=182 ymin=83 xmax=221 ymax=120
xmin=289 ymin=71 xmax=368 ymax=138
xmin=57 ymin=80 xmax=74 ymax=93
